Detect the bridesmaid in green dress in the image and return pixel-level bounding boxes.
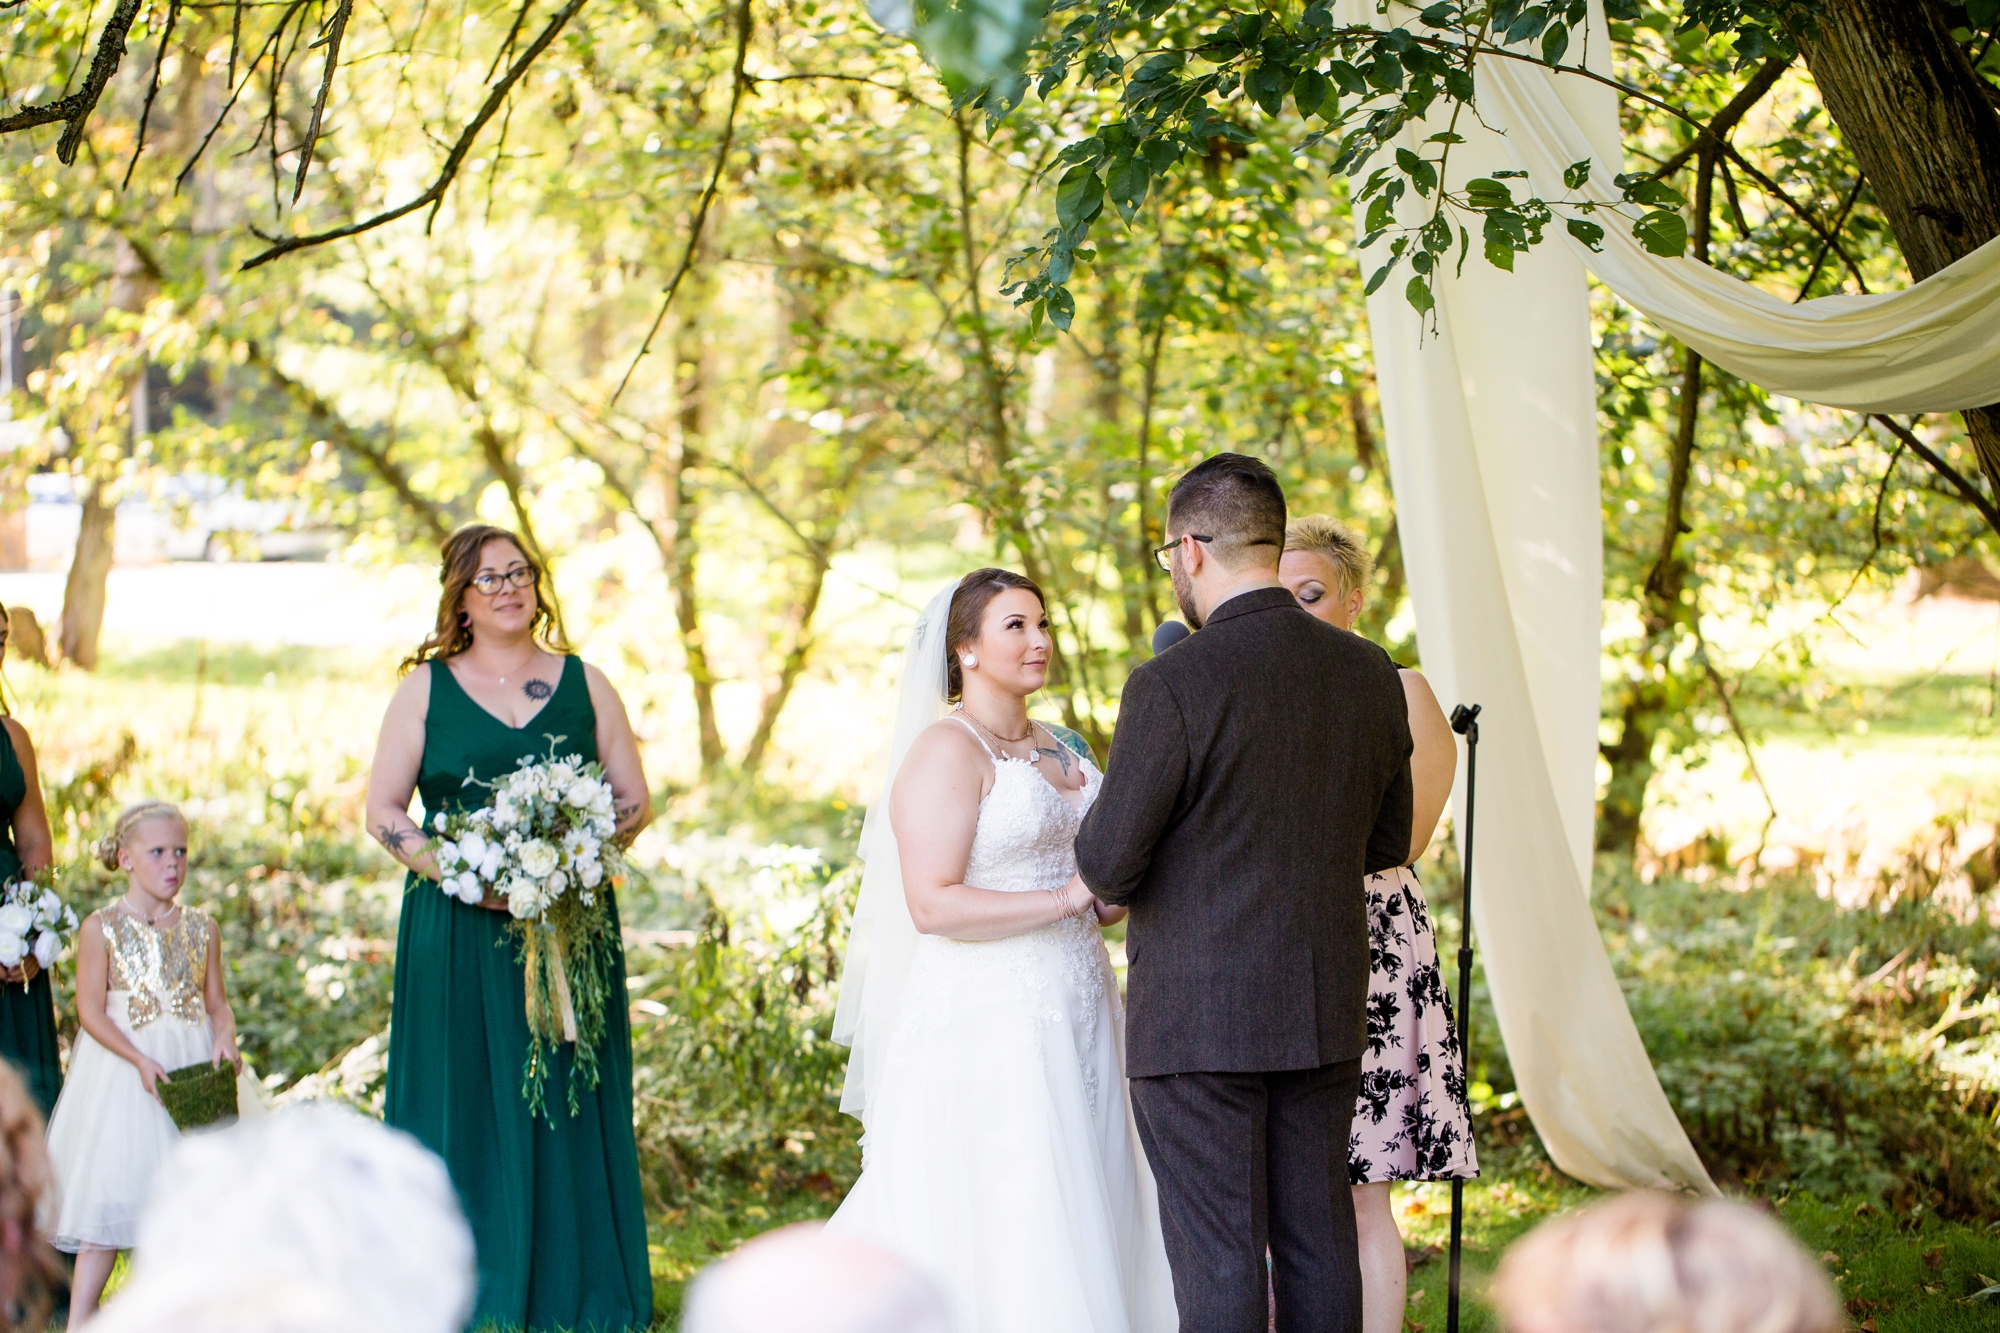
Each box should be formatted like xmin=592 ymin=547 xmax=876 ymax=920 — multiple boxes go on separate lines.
xmin=365 ymin=526 xmax=654 ymax=1332
xmin=0 ymin=609 xmax=62 ymax=1120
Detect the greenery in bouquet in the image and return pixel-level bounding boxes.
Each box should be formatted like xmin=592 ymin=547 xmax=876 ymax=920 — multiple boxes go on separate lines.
xmin=428 ymin=745 xmax=626 ymax=1120
xmin=0 ymin=872 xmax=79 ymax=980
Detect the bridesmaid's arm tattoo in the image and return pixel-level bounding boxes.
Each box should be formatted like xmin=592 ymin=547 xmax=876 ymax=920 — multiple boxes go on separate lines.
xmin=374 ymin=820 xmax=428 ymax=859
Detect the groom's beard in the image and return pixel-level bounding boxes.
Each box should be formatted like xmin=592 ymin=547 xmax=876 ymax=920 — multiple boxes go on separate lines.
xmin=1172 ymin=562 xmax=1202 ymax=629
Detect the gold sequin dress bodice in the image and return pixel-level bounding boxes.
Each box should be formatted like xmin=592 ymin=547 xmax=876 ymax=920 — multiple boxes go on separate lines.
xmin=102 ymin=905 xmax=211 ymax=1028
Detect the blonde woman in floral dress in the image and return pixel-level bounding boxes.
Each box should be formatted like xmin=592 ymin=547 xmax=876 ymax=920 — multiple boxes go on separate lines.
xmin=1281 ymin=516 xmax=1477 ymax=1333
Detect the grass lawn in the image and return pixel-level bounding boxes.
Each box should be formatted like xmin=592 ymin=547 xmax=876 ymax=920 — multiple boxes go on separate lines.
xmin=644 ymin=1157 xmax=2000 ymax=1332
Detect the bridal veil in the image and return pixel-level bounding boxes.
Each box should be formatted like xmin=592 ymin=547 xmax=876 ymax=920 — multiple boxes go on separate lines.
xmin=832 ymin=580 xmax=958 ymax=1124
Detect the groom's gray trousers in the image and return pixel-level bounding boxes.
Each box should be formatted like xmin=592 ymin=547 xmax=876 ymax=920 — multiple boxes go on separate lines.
xmin=1130 ymin=1059 xmax=1364 ymax=1333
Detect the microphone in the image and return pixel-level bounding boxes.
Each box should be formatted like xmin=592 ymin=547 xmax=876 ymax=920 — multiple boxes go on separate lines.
xmin=1151 ymin=620 xmax=1190 ymax=656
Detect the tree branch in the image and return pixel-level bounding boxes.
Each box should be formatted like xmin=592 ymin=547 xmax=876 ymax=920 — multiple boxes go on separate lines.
xmin=608 ymin=0 xmax=753 ymax=408
xmin=240 ymin=339 xmax=452 ymax=541
xmin=1871 ymin=414 xmax=2000 ymax=535
xmin=237 ymin=0 xmax=588 ymax=268
xmin=0 ymin=0 xmax=146 ymax=161
xmin=1648 ymin=55 xmax=1791 ymax=180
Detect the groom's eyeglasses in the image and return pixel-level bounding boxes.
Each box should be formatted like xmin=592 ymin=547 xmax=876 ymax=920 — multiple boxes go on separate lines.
xmin=1153 ymin=534 xmax=1213 ymax=572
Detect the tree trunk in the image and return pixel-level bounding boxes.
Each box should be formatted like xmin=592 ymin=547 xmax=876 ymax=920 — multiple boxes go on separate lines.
xmin=1798 ymin=0 xmax=2000 ymax=496
xmin=742 ymin=551 xmax=830 ymax=774
xmin=1597 ymin=148 xmax=1718 ymax=854
xmin=60 ymin=477 xmax=116 ymax=668
xmin=663 ymin=313 xmax=725 ymax=777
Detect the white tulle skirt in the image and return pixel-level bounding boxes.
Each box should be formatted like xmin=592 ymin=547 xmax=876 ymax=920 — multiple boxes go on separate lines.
xmin=45 ymin=991 xmax=245 ymax=1253
xmin=827 ymin=916 xmax=1178 ymax=1333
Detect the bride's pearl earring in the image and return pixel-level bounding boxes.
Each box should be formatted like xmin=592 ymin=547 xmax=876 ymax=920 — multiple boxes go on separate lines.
xmin=962 ymin=654 xmax=979 ymax=669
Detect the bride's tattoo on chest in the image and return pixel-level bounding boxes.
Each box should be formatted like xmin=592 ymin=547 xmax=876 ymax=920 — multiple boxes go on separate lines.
xmin=1033 ymin=746 xmax=1073 ymax=776
xmin=523 ymin=679 xmax=554 ymax=701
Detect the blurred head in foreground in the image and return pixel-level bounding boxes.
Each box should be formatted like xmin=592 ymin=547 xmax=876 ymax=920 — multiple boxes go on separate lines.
xmin=90 ymin=1103 xmax=474 ymax=1333
xmin=1490 ymin=1191 xmax=1841 ymax=1333
xmin=0 ymin=1062 xmax=61 ymax=1333
xmin=684 ymin=1223 xmax=952 ymax=1333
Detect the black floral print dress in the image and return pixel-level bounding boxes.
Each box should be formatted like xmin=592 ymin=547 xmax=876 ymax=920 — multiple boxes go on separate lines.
xmin=1348 ymin=866 xmax=1478 ymax=1183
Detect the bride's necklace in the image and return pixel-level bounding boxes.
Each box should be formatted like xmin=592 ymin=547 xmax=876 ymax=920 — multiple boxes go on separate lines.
xmin=955 ymin=704 xmax=1034 ymax=746
xmin=120 ymin=894 xmax=174 ymax=927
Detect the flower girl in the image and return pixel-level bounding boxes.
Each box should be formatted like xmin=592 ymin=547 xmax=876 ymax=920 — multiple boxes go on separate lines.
xmin=45 ymin=799 xmax=242 ymax=1328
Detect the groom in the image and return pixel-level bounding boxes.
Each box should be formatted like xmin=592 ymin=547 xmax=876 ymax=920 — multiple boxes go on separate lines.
xmin=1075 ymin=453 xmax=1413 ymax=1333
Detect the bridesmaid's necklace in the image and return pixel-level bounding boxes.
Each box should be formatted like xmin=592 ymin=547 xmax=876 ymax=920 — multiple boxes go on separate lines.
xmin=955 ymin=704 xmax=1034 ymax=746
xmin=481 ymin=645 xmax=540 ymax=685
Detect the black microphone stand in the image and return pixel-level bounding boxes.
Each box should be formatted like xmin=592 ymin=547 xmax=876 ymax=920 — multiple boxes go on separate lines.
xmin=1445 ymin=702 xmax=1481 ymax=1333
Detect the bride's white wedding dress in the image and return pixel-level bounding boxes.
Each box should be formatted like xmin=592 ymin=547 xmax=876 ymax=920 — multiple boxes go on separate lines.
xmin=827 ymin=721 xmax=1178 ymax=1333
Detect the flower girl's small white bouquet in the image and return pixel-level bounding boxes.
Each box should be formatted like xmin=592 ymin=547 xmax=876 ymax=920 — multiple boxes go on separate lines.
xmin=0 ymin=873 xmax=79 ymax=977
xmin=428 ymin=745 xmax=625 ymax=1118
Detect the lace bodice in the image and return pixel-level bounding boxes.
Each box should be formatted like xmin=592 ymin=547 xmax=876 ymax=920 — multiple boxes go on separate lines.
xmin=956 ymin=722 xmax=1100 ymax=896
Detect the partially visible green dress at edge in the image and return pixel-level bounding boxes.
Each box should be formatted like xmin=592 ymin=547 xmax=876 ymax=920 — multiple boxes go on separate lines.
xmin=385 ymin=656 xmax=653 ymax=1332
xmin=0 ymin=722 xmax=61 ymax=1120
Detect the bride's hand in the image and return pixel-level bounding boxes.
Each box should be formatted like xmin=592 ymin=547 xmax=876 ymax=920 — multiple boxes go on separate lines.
xmin=1053 ymin=873 xmax=1097 ymax=920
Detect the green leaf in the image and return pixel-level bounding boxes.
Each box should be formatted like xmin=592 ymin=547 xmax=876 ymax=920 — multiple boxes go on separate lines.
xmin=1464 ymin=177 xmax=1513 ymax=209
xmin=1027 ymin=299 xmax=1045 ymax=340
xmin=1366 ymin=52 xmax=1404 ymax=91
xmin=1503 ymin=3 xmax=1549 ymax=45
xmin=1541 ymin=20 xmax=1569 ymax=66
xmin=1328 ymin=60 xmax=1369 ymax=98
xmin=1141 ymin=137 xmax=1182 ymax=172
xmin=1485 ymin=208 xmax=1528 ymax=244
xmin=1366 ymin=193 xmax=1397 ymax=234
xmin=1616 ymin=172 xmax=1686 ymax=209
xmin=1046 ymin=285 xmax=1076 ymax=331
xmin=1970 ymin=0 xmax=2000 ymax=26
xmin=1418 ymin=2 xmax=1458 ymax=26
xmin=1107 ymin=156 xmax=1150 ymax=219
xmin=1245 ymin=62 xmax=1292 ymax=116
xmin=1364 ymin=257 xmax=1399 ymax=295
xmin=1443 ymin=67 xmax=1474 ymax=100
xmin=1133 ymin=51 xmax=1185 ymax=82
xmin=1562 ymin=158 xmax=1591 ymax=190
xmin=1405 ymin=274 xmax=1436 ymax=315
xmin=1483 ymin=235 xmax=1516 ymax=271
xmin=1633 ymin=208 xmax=1688 ymax=256
xmin=1294 ymin=67 xmax=1330 ymax=119
xmin=1054 ymin=136 xmax=1106 ymax=168
xmin=1055 ymin=165 xmax=1105 ymax=229
xmin=1564 ymin=215 xmax=1606 ymax=250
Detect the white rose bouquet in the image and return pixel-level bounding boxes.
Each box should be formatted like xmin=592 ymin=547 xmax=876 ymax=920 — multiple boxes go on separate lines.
xmin=427 ymin=747 xmax=625 ymax=1118
xmin=0 ymin=874 xmax=79 ymax=978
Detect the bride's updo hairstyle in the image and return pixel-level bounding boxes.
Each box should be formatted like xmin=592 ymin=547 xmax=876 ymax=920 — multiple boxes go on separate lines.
xmin=943 ymin=568 xmax=1045 ymax=702
xmin=401 ymin=523 xmax=571 ymax=675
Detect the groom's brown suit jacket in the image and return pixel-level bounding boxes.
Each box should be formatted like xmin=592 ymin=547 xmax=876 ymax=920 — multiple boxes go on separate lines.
xmin=1074 ymin=585 xmax=1413 ymax=1078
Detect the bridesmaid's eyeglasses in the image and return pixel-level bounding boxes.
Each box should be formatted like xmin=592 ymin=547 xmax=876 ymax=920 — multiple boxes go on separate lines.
xmin=469 ymin=566 xmax=536 ymax=595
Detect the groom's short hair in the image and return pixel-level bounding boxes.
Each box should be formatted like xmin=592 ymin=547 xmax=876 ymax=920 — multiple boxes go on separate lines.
xmin=1168 ymin=453 xmax=1286 ymax=571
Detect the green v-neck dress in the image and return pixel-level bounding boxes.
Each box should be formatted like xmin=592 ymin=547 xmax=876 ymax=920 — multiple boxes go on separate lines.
xmin=0 ymin=722 xmax=61 ymax=1119
xmin=384 ymin=656 xmax=653 ymax=1332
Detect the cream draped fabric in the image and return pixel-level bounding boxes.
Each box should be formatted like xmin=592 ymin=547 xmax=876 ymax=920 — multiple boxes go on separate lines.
xmin=1342 ymin=0 xmax=2000 ymax=1193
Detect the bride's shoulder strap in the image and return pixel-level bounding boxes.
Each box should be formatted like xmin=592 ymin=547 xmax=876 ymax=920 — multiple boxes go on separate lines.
xmin=942 ymin=713 xmax=998 ymax=760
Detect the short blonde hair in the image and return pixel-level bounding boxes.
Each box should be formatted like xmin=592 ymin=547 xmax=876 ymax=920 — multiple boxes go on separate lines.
xmin=1284 ymin=515 xmax=1373 ymax=599
xmin=1490 ymin=1192 xmax=1840 ymax=1333
xmin=97 ymin=799 xmax=188 ymax=872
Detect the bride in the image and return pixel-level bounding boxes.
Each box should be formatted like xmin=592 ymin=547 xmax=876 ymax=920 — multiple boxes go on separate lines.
xmin=827 ymin=569 xmax=1177 ymax=1333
